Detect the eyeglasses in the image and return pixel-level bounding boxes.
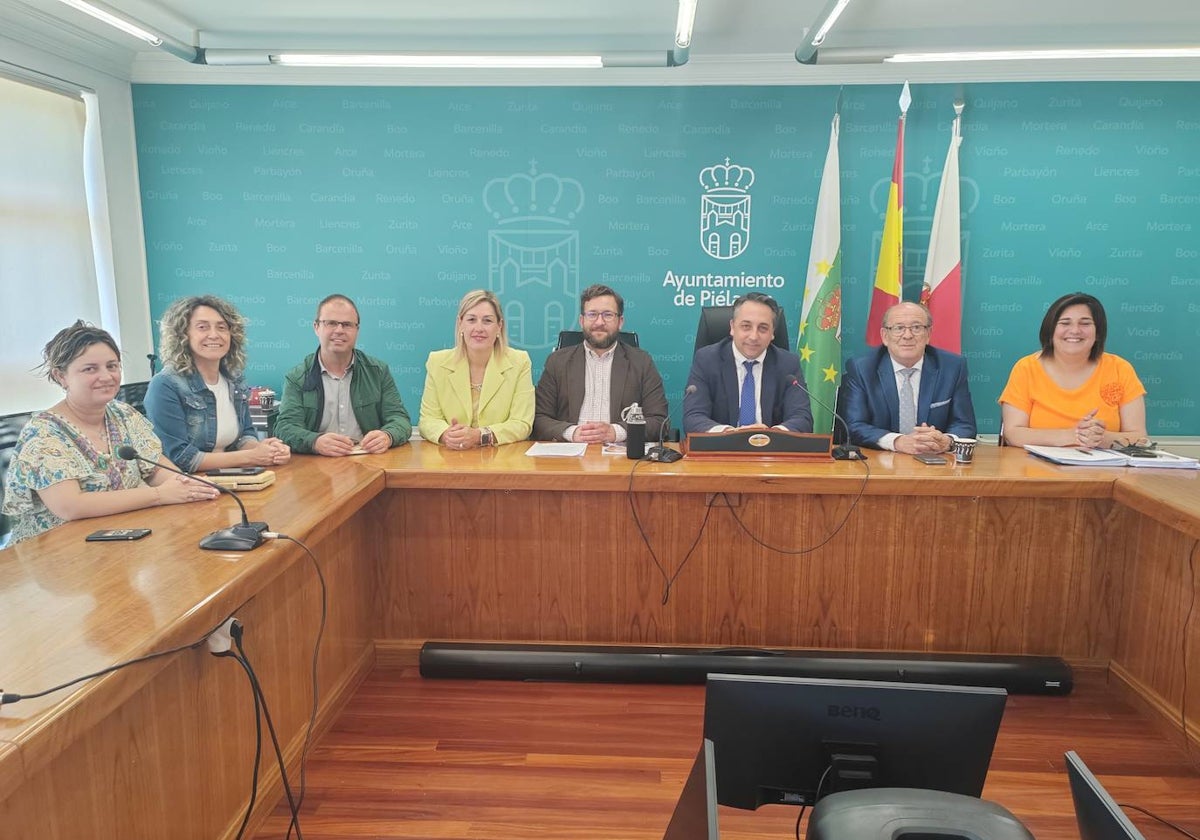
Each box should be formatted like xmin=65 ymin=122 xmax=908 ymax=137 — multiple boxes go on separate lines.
xmin=582 ymin=311 xmax=619 ymax=323
xmin=1115 ymin=439 xmax=1156 ymax=455
xmin=316 ymin=319 xmax=359 ymax=330
xmin=882 ymin=323 xmax=930 ymax=336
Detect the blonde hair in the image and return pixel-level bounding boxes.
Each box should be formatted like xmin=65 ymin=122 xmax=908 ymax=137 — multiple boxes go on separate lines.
xmin=158 ymin=295 xmax=247 ymax=376
xmin=453 ymin=289 xmax=508 ymax=360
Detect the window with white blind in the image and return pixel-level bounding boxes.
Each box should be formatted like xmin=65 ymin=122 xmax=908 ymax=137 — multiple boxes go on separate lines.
xmin=0 ymin=73 xmax=107 ymax=414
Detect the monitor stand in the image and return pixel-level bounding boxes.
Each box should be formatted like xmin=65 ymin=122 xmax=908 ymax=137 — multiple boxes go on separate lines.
xmin=663 ymin=738 xmax=719 ymax=840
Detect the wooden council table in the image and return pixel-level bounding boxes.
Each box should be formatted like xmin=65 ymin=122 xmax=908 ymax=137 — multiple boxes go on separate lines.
xmin=1 ymin=443 xmax=1197 ymax=838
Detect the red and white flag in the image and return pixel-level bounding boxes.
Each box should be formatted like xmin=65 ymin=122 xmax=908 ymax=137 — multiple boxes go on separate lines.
xmin=920 ymin=106 xmax=964 ymax=352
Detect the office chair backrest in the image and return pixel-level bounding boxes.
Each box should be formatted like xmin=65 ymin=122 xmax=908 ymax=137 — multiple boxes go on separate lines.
xmin=693 ymin=306 xmax=790 ymax=355
xmin=0 ymin=411 xmax=33 ymax=548
xmin=117 ymin=381 xmax=150 ymax=415
xmin=556 ymin=330 xmax=640 ymax=350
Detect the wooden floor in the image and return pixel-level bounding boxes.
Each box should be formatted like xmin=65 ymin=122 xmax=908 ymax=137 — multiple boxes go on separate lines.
xmin=252 ymin=667 xmax=1200 ymax=840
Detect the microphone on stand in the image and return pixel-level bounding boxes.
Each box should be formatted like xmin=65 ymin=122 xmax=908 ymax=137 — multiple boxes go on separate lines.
xmin=647 ymin=384 xmax=695 ymax=463
xmin=115 ymin=445 xmax=269 ymax=551
xmin=783 ymin=375 xmax=863 ymax=460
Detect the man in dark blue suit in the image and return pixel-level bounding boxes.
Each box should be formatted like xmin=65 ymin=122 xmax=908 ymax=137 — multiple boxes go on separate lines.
xmin=683 ymin=293 xmax=813 ymax=433
xmin=839 ymin=301 xmax=976 ymax=454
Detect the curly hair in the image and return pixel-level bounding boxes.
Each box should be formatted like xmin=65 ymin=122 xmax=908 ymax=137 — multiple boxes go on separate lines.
xmin=158 ymin=295 xmax=248 ymax=375
xmin=40 ymin=320 xmax=121 ymax=385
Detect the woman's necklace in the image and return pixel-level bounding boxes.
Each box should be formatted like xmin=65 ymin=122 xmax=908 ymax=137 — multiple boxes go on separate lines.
xmin=469 ymin=363 xmax=487 ymax=392
xmin=61 ymin=403 xmax=112 ymax=466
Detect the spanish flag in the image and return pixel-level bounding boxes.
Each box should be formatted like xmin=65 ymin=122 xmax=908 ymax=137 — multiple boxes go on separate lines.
xmin=866 ymin=82 xmax=910 ymax=346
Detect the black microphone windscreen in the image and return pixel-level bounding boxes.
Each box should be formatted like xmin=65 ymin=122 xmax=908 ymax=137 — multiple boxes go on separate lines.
xmin=116 ymin=445 xmax=139 ymax=461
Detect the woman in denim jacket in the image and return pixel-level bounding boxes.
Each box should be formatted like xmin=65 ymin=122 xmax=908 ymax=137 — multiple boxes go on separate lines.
xmin=145 ymin=296 xmax=290 ymax=473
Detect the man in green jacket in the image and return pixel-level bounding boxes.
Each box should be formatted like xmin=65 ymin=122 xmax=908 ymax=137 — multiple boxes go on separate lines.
xmin=274 ymin=294 xmax=411 ymax=456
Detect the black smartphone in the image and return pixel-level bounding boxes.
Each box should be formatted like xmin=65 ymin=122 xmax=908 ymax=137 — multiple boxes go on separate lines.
xmin=204 ymin=467 xmax=265 ymax=476
xmin=914 ymin=454 xmax=948 ymax=465
xmin=86 ymin=528 xmax=152 ymax=541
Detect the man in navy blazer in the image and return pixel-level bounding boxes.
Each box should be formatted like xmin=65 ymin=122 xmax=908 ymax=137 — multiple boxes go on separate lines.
xmin=683 ymin=293 xmax=813 ymax=433
xmin=839 ymin=301 xmax=977 ymax=454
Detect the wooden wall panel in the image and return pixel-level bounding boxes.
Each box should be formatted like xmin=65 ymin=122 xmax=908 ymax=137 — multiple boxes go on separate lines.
xmin=1113 ymin=514 xmax=1200 ymax=746
xmin=376 ymin=488 xmax=1118 ymax=658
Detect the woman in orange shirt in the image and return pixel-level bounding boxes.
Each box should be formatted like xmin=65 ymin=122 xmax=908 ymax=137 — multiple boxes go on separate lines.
xmin=999 ymin=292 xmax=1147 ymax=448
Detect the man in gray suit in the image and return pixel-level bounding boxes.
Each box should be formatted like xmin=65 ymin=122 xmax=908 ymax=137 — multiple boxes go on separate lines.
xmin=534 ymin=284 xmax=669 ymax=443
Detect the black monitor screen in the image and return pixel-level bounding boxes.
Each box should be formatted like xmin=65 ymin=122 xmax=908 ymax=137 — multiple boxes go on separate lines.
xmin=702 ymin=673 xmax=1008 ymax=810
xmin=1065 ymin=751 xmax=1146 ymax=840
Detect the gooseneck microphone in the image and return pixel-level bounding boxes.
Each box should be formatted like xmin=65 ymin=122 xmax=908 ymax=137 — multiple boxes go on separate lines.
xmin=647 ymin=384 xmax=695 ymax=463
xmin=784 ymin=375 xmax=863 ymax=460
xmin=116 ymin=445 xmax=268 ymax=551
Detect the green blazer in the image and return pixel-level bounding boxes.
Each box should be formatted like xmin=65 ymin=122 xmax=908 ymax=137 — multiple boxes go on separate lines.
xmin=417 ymin=348 xmax=534 ymax=445
xmin=274 ymin=348 xmax=412 ymax=454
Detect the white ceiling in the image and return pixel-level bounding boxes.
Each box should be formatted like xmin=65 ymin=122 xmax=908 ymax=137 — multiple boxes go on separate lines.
xmin=3 ymin=0 xmax=1200 ymax=84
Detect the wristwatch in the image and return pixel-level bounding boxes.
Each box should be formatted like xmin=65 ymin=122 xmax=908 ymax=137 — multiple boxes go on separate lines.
xmin=480 ymin=428 xmax=494 ymax=447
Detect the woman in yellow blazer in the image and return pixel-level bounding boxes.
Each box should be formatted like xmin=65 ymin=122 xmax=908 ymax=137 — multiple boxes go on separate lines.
xmin=418 ymin=289 xmax=534 ymax=449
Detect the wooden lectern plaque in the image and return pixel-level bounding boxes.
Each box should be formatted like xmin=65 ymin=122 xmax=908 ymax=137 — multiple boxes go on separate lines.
xmin=684 ymin=429 xmax=833 ymax=460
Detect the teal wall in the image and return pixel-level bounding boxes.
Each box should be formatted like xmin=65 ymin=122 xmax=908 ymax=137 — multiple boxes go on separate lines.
xmin=132 ymin=83 xmax=1200 ymax=435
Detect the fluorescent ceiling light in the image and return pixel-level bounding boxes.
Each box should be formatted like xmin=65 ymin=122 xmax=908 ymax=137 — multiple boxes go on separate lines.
xmin=887 ymin=47 xmax=1200 ymax=63
xmin=810 ymin=0 xmax=852 ymax=48
xmin=54 ymin=0 xmax=163 ymax=45
xmin=675 ymin=0 xmax=699 ymax=49
xmin=272 ymin=53 xmax=604 ymax=69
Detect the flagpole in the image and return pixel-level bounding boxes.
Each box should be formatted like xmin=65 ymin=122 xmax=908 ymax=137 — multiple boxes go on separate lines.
xmin=897 ymin=81 xmax=911 ymax=303
xmin=920 ymin=96 xmax=966 ymax=353
xmin=798 ymin=110 xmax=843 ymax=435
xmin=865 ymin=81 xmax=910 ymax=345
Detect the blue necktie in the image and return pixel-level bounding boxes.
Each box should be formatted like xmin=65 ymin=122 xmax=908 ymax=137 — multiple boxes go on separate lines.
xmin=739 ymin=360 xmax=757 ymax=426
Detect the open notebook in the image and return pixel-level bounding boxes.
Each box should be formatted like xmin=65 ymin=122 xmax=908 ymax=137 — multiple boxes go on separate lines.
xmin=1025 ymin=445 xmax=1198 ymax=469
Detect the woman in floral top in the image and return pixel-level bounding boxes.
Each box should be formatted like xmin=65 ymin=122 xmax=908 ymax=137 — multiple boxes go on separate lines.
xmin=1 ymin=321 xmax=220 ymax=544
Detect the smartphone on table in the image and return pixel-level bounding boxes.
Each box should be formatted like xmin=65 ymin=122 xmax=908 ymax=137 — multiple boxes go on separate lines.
xmin=86 ymin=528 xmax=152 ymax=541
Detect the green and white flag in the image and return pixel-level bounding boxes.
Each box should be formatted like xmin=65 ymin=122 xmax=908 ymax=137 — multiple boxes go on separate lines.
xmin=798 ymin=113 xmax=843 ymax=435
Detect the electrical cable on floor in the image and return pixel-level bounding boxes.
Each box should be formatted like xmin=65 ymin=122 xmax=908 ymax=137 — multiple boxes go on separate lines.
xmin=1117 ymin=802 xmax=1200 ymax=840
xmin=232 ymin=623 xmax=305 ymax=840
xmin=272 ymin=533 xmax=329 ymax=840
xmin=213 ymin=648 xmax=264 ymax=840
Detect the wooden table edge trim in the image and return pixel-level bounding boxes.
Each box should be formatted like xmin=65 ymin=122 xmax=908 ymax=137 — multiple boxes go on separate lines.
xmin=0 ymin=471 xmax=386 ymax=803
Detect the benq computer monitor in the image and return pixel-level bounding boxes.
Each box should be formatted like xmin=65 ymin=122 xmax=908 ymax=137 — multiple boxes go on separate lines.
xmin=703 ymin=673 xmax=1008 ymax=810
xmin=1065 ymin=751 xmax=1146 ymax=840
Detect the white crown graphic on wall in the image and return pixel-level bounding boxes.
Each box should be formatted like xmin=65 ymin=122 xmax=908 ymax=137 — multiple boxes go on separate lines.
xmin=483 ymin=162 xmax=585 ymax=225
xmin=483 ymin=161 xmax=585 ymax=351
xmin=699 ymin=157 xmax=756 ymax=260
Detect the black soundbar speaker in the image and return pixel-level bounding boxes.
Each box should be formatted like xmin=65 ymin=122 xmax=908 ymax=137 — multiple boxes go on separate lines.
xmin=419 ymin=643 xmax=1073 ymax=695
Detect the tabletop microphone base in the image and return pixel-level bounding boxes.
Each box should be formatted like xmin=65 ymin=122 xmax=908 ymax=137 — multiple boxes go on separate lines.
xmin=647 ymin=445 xmax=683 ymax=463
xmin=200 ymin=521 xmax=269 ymax=552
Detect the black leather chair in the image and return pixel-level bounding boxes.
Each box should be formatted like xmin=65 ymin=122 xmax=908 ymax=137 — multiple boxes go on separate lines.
xmin=117 ymin=381 xmax=150 ymax=415
xmin=555 ymin=330 xmax=640 ymax=350
xmin=693 ymin=305 xmax=789 ymax=354
xmin=0 ymin=411 xmax=33 ymax=547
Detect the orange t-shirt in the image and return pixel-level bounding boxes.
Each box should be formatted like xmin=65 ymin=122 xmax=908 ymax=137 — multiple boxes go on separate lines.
xmin=998 ymin=352 xmax=1146 ymax=431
